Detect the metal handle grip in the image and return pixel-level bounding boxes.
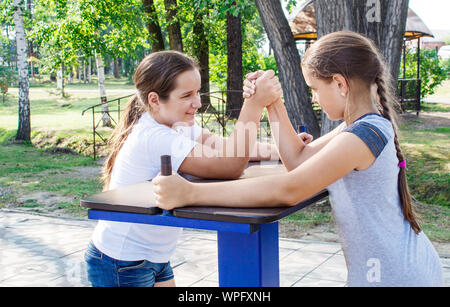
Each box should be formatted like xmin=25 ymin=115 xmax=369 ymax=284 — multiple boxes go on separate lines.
xmin=160 ymin=155 xmax=172 ymax=176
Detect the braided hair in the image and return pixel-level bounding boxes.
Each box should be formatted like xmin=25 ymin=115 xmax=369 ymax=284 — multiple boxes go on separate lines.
xmin=374 ymin=71 xmax=421 ymax=234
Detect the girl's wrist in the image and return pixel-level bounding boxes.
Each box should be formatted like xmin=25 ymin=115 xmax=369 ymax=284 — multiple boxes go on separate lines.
xmin=188 ymin=182 xmax=201 ymax=206
xmin=243 ymin=99 xmax=265 ymax=113
xmin=266 ymin=98 xmax=284 ymax=112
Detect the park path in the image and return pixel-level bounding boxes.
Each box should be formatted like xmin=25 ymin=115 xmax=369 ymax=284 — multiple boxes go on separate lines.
xmin=1 ymin=209 xmax=449 ymax=287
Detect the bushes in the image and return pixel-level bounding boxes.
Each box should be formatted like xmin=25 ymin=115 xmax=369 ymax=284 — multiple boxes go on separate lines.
xmin=0 ymin=128 xmax=16 ymax=143
xmin=401 ymin=49 xmax=447 ymax=98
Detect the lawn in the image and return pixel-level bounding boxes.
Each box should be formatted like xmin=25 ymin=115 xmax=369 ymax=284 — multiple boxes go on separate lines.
xmin=0 ymin=141 xmax=102 ymax=217
xmin=398 ymin=111 xmax=450 ymax=241
xmin=1 ymin=77 xmax=449 ymax=242
xmin=428 ymin=79 xmax=450 ymax=99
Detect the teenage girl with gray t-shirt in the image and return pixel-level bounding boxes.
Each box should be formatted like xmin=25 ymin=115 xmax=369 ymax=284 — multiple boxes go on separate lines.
xmin=153 ymin=32 xmax=443 ymax=287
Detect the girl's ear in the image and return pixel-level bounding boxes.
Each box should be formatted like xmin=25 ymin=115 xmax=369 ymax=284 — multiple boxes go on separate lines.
xmin=332 ymin=74 xmax=349 ymax=97
xmin=148 ymin=92 xmax=160 ymax=111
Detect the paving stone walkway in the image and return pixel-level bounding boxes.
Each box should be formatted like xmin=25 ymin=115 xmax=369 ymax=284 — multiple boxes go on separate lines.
xmin=0 ymin=210 xmax=448 ymax=287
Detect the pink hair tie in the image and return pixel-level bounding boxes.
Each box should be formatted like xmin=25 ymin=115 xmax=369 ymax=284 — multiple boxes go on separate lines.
xmin=398 ymin=160 xmax=406 ymax=169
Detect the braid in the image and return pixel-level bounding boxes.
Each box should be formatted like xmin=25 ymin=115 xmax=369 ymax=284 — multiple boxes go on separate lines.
xmin=375 ymin=73 xmax=422 ymax=234
xmin=375 ymin=75 xmax=402 ymax=160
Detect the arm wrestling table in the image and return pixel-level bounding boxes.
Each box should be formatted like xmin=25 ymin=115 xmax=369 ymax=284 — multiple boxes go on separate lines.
xmin=81 ymin=161 xmax=328 ymax=287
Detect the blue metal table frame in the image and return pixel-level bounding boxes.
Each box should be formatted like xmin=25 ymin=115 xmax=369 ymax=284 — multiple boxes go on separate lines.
xmin=81 ymin=162 xmax=328 ymax=287
xmin=87 ymin=209 xmax=280 ymax=287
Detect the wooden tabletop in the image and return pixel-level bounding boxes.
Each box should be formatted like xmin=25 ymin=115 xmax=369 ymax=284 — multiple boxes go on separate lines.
xmin=81 ymin=161 xmax=328 ymax=224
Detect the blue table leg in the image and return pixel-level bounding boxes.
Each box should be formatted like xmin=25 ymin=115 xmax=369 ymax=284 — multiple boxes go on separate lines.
xmin=217 ymin=222 xmax=279 ymax=287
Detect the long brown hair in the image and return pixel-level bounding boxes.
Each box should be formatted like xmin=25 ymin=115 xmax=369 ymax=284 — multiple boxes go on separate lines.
xmin=302 ymin=31 xmax=421 ymax=234
xmin=101 ymin=51 xmax=199 ymax=190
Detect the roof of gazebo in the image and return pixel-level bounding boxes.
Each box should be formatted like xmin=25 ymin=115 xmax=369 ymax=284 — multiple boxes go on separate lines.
xmin=289 ymin=0 xmax=434 ymax=41
xmin=404 ymin=8 xmax=434 ymax=39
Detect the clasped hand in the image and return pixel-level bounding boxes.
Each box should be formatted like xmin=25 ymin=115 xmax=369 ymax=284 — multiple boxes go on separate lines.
xmin=243 ymin=70 xmax=282 ymax=108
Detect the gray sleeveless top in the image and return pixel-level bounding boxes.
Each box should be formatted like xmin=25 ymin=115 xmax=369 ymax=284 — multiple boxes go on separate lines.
xmin=327 ymin=114 xmax=443 ymax=286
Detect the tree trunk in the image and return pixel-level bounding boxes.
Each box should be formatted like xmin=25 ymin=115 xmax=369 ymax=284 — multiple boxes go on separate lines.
xmin=113 ymin=58 xmax=120 ymax=78
xmin=56 ymin=65 xmax=63 ymax=89
xmin=77 ymin=62 xmax=81 ymax=82
xmin=254 ymin=0 xmax=320 ymax=138
xmin=226 ymin=5 xmax=243 ymax=119
xmin=88 ymin=57 xmax=92 ymax=83
xmin=193 ymin=5 xmax=210 ymax=112
xmin=143 ymin=0 xmax=165 ymax=52
xmin=83 ymin=60 xmax=87 ymax=83
xmin=164 ymin=0 xmax=183 ymax=52
xmin=68 ymin=66 xmax=72 ymax=85
xmin=95 ymin=52 xmax=111 ymax=127
xmin=57 ymin=62 xmax=66 ymax=97
xmin=27 ymin=0 xmax=34 ymax=81
xmin=13 ymin=0 xmax=31 ymax=141
xmin=314 ymin=0 xmax=409 ymax=134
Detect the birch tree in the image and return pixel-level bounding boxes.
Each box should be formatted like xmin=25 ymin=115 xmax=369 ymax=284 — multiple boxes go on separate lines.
xmin=95 ymin=51 xmax=111 ymax=126
xmin=13 ymin=0 xmax=31 ymax=141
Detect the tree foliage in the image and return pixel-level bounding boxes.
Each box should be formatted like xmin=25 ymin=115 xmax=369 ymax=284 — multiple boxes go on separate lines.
xmin=29 ymin=0 xmax=148 ymax=77
xmin=3 ymin=0 xmax=281 ymax=91
xmin=182 ymin=0 xmax=274 ymax=90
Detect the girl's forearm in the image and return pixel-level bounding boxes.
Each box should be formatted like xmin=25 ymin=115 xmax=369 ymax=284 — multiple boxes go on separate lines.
xmin=221 ymin=102 xmax=264 ymax=160
xmin=189 ymin=173 xmax=295 ymax=208
xmin=266 ymin=99 xmax=306 ymax=170
xmin=185 ymin=102 xmax=267 ymax=179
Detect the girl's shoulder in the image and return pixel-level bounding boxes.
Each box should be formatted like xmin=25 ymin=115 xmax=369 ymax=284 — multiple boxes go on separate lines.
xmin=345 ymin=113 xmax=394 ymax=138
xmin=343 ymin=113 xmax=394 ymax=158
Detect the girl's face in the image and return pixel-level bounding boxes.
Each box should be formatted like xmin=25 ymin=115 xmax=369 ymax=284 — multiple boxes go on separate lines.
xmin=151 ymin=69 xmax=202 ymax=127
xmin=302 ymin=69 xmax=347 ymax=121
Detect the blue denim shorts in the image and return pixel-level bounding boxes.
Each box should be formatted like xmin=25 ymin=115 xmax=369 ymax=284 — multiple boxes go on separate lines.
xmin=84 ymin=241 xmax=174 ymax=287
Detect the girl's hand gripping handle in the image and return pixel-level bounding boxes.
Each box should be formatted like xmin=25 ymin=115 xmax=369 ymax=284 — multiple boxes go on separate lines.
xmin=154 ymin=155 xmax=192 ymax=211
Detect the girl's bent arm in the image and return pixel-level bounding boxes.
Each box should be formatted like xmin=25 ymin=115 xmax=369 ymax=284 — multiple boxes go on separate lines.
xmin=267 ymin=99 xmax=345 ymax=171
xmin=198 ymin=129 xmax=279 ymax=162
xmin=179 ymin=103 xmax=263 ymax=179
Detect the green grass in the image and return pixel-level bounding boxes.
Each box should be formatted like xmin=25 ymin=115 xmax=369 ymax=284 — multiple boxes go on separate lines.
xmin=421 ymin=102 xmax=450 ymax=112
xmin=1 ymin=76 xmax=136 ymax=156
xmin=0 ymin=140 xmax=102 ymax=217
xmin=0 ymin=138 xmax=96 ymax=174
xmin=396 ymin=118 xmax=449 ymax=241
xmin=399 ymin=124 xmax=450 ymax=208
xmin=284 ymin=200 xmax=334 ymax=227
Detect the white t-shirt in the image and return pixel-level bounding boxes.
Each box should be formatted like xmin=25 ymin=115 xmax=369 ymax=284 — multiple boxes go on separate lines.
xmin=92 ymin=112 xmax=202 ymax=262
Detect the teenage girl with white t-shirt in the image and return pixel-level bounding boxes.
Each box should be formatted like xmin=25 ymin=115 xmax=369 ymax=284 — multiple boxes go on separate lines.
xmin=84 ymin=51 xmax=304 ymax=287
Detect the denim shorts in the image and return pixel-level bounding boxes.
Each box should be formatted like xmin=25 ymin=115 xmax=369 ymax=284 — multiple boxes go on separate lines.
xmin=84 ymin=241 xmax=174 ymax=287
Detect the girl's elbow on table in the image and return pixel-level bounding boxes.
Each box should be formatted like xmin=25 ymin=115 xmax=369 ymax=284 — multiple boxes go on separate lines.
xmin=275 ymin=174 xmax=306 ymax=207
